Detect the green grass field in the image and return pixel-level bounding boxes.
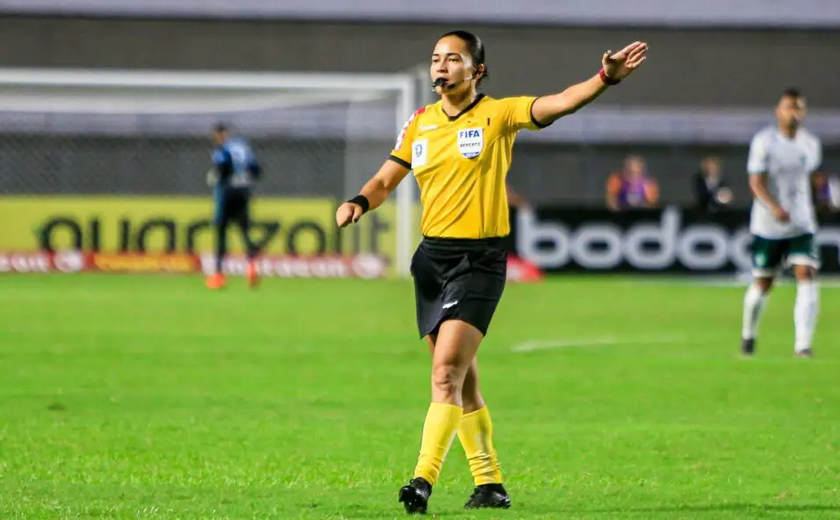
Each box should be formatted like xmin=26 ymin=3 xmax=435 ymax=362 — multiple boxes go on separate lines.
xmin=1 ymin=274 xmax=839 ymax=519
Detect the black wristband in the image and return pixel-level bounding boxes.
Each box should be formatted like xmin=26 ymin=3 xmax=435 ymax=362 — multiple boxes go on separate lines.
xmin=348 ymin=195 xmax=370 ymax=214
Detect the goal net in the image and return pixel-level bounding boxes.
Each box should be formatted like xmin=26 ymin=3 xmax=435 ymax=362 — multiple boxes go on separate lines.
xmin=0 ymin=68 xmax=421 ymax=278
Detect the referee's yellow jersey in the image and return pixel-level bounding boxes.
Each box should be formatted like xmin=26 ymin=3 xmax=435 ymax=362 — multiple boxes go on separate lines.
xmin=390 ymin=94 xmax=545 ymax=239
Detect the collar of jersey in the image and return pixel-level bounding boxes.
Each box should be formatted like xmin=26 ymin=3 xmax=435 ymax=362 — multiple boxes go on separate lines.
xmin=775 ymin=128 xmax=801 ymax=142
xmin=442 ymin=94 xmax=486 ymax=121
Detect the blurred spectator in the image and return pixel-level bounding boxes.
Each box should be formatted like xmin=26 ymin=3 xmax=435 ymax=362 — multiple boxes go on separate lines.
xmin=692 ymin=155 xmax=733 ymax=212
xmin=506 ymin=183 xmax=530 ymax=211
xmin=505 ymin=183 xmax=537 ymax=264
xmin=606 ymin=155 xmax=659 ymax=211
xmin=813 ymin=171 xmax=840 ymax=214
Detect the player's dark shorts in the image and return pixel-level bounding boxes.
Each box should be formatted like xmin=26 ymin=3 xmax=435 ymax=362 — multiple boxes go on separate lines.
xmin=214 ymin=187 xmax=251 ymax=226
xmin=411 ymin=235 xmax=508 ymax=338
xmin=751 ymin=233 xmax=820 ymax=276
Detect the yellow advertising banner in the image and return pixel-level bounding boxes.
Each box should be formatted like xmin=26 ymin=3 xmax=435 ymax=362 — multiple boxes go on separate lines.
xmin=0 ymin=196 xmax=401 ymax=263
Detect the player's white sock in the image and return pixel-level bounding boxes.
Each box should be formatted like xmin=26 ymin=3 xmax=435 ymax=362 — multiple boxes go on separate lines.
xmin=794 ymin=280 xmax=819 ymax=352
xmin=742 ymin=283 xmax=768 ymax=340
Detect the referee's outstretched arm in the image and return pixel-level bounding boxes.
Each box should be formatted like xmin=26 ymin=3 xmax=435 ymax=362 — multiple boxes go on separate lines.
xmin=531 ymin=41 xmax=647 ymax=127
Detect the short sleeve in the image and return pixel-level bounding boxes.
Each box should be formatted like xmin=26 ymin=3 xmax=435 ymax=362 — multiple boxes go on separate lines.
xmin=390 ymin=107 xmax=424 ymax=169
xmin=213 ymin=148 xmax=231 ymax=165
xmin=746 ymin=132 xmax=769 ymax=175
xmin=606 ymin=174 xmax=621 ymax=194
xmin=499 ymin=96 xmax=546 ymax=133
xmin=810 ymin=136 xmax=823 ymax=173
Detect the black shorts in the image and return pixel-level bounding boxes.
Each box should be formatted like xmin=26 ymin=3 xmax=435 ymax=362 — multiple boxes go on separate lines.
xmin=411 ymin=236 xmax=508 ymax=338
xmin=214 ymin=187 xmax=251 ymax=227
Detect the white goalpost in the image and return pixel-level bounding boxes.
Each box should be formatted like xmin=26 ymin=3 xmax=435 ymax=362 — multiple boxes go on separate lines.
xmin=0 ymin=68 xmax=421 ymax=278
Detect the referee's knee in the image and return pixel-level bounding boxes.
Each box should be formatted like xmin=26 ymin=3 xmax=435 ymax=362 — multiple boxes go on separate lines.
xmin=431 ymin=363 xmax=464 ymax=402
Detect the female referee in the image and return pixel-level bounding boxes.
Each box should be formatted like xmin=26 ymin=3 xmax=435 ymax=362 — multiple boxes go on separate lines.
xmin=336 ymin=30 xmax=647 ymax=515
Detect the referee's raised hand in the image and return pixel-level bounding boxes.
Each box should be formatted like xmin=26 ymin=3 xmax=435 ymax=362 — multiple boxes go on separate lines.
xmin=602 ymin=41 xmax=648 ymax=80
xmin=336 ymin=201 xmax=364 ymax=227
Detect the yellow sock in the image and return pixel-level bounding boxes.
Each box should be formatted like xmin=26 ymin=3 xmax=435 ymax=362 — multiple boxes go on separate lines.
xmin=413 ymin=403 xmax=463 ymax=486
xmin=457 ymin=406 xmax=503 ymax=485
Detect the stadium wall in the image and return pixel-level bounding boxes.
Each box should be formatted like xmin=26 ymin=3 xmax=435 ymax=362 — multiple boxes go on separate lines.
xmin=0 ymin=17 xmax=838 ymax=110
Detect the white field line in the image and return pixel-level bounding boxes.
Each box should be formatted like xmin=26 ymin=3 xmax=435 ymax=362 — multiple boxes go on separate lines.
xmin=511 ymin=335 xmax=686 ymax=353
xmin=619 ymin=275 xmax=840 ymax=289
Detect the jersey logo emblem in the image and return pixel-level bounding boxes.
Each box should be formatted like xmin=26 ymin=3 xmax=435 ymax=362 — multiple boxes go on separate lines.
xmin=412 ymin=139 xmax=428 ymax=168
xmin=457 ymin=128 xmax=483 ymax=159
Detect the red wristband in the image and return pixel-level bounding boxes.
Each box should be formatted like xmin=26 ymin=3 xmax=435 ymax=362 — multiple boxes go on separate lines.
xmin=599 ymin=68 xmax=621 ymax=85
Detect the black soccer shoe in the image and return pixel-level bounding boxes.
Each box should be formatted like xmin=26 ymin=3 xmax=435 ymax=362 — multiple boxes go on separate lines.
xmin=741 ymin=338 xmax=756 ymax=356
xmin=399 ymin=477 xmax=432 ymax=515
xmin=796 ymin=348 xmax=814 ymax=358
xmin=464 ymin=483 xmax=511 ymax=510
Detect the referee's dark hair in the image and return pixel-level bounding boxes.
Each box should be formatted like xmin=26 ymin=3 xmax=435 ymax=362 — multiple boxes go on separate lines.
xmin=440 ymin=30 xmax=488 ymax=85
